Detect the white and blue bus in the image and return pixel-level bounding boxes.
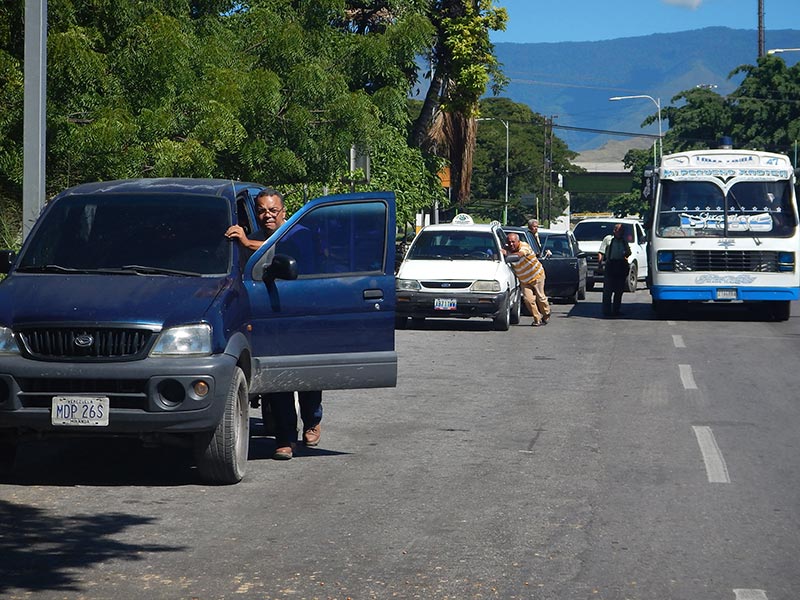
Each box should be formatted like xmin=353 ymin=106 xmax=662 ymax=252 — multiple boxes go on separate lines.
xmin=644 ymin=148 xmax=799 ymax=320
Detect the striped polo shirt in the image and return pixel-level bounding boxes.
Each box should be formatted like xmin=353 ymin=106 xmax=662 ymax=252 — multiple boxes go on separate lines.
xmin=510 ymin=241 xmax=544 ymax=284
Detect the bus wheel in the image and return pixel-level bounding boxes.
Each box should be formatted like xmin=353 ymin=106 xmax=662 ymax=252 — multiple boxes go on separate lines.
xmin=770 ymin=301 xmax=791 ymax=322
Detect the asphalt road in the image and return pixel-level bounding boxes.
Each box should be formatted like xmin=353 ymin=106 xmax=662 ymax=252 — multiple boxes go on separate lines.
xmin=1 ymin=287 xmax=799 ymax=600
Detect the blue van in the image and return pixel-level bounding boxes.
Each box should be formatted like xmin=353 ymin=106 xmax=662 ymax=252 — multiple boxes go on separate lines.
xmin=0 ymin=179 xmax=397 ymax=483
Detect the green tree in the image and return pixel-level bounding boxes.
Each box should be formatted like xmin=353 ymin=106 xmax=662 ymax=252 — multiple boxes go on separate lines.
xmin=471 ymin=97 xmax=577 ymax=225
xmin=0 ymin=0 xmax=449 ymax=242
xmin=410 ymin=0 xmax=507 ymax=206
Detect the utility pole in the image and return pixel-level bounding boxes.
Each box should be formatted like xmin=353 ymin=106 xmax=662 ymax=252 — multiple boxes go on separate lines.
xmin=23 ymin=0 xmax=47 ymax=240
xmin=758 ymin=0 xmax=765 ymax=58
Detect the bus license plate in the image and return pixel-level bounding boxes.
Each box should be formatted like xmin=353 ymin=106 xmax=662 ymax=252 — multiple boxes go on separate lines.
xmin=434 ymin=298 xmax=457 ymax=311
xmin=52 ymin=396 xmax=109 ymax=426
xmin=716 ymin=288 xmax=737 ymax=300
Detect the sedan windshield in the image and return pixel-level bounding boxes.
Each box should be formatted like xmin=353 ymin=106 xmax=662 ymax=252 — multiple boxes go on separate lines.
xmin=406 ymin=230 xmax=499 ymax=261
xmin=17 ymin=193 xmax=232 ymax=275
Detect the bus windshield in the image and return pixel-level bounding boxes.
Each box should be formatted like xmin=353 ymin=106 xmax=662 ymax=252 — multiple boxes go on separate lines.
xmin=656 ymin=179 xmax=797 ymax=238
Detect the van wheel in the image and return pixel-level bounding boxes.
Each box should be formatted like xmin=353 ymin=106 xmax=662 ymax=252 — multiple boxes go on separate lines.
xmin=0 ymin=437 xmax=17 ymax=476
xmin=195 ymin=366 xmax=249 ymax=484
xmin=625 ymin=263 xmax=638 ymax=292
xmin=770 ymin=300 xmax=791 ymax=321
xmin=493 ymin=293 xmax=511 ymax=331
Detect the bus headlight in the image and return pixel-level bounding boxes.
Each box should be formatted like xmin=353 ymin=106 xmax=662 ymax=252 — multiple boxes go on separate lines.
xmin=778 ymin=252 xmax=795 ymax=272
xmin=657 ymin=250 xmax=675 ymax=271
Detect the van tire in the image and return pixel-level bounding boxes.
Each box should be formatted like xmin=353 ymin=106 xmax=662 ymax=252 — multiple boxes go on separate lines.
xmin=195 ymin=366 xmax=249 ymax=485
xmin=0 ymin=438 xmax=16 ymax=476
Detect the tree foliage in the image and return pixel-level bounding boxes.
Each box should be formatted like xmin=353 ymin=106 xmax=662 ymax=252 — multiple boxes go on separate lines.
xmin=471 ymin=98 xmax=577 ymax=226
xmin=614 ymin=53 xmax=800 ymax=216
xmin=0 ymin=0 xmax=457 ymax=243
xmin=409 ymin=0 xmax=507 ymax=206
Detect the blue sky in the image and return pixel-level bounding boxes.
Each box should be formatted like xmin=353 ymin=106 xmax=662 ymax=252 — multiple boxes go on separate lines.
xmin=491 ymin=0 xmax=800 ymax=44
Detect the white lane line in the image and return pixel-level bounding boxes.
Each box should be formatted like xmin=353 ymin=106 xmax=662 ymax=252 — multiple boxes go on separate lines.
xmin=692 ymin=426 xmax=731 ymax=483
xmin=679 ymin=364 xmax=697 ymax=389
xmin=733 ymin=590 xmax=768 ymax=600
xmin=667 ymin=320 xmax=677 ymax=326
xmin=672 ymin=334 xmax=685 ymax=348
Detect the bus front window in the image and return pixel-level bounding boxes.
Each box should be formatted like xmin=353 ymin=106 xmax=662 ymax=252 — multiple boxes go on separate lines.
xmin=657 ymin=181 xmax=724 ymax=237
xmin=657 ymin=180 xmax=797 ymax=238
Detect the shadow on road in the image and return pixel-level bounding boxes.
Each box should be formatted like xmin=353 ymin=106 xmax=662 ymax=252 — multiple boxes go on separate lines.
xmin=1 ymin=438 xmax=200 ymax=487
xmin=570 ymin=289 xmax=780 ymax=322
xmin=0 ymin=499 xmax=186 ymax=597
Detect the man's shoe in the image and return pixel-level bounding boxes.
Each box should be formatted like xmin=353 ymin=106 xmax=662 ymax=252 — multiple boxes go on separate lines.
xmin=531 ymin=320 xmax=541 ymax=327
xmin=303 ymin=424 xmax=321 ymax=447
xmin=542 ymin=315 xmax=550 ymax=325
xmin=273 ymin=445 xmax=294 ymax=460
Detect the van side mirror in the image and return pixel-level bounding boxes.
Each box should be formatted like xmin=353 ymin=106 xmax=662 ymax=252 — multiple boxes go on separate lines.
xmin=0 ymin=250 xmax=15 ymax=274
xmin=263 ymin=254 xmax=298 ymax=283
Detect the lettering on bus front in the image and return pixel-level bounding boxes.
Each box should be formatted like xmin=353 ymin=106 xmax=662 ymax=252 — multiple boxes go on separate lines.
xmin=695 ymin=274 xmax=757 ymax=285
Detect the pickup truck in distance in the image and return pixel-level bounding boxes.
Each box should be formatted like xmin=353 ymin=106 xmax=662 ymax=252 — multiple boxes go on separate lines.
xmin=0 ymin=179 xmax=397 ymax=484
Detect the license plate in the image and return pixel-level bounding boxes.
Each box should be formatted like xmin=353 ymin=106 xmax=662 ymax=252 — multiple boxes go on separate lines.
xmin=434 ymin=298 xmax=457 ymax=310
xmin=716 ymin=288 xmax=737 ymax=300
xmin=52 ymin=396 xmax=109 ymax=426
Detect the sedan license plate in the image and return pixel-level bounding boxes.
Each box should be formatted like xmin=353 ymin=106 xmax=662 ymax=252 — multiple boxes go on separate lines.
xmin=716 ymin=288 xmax=737 ymax=300
xmin=434 ymin=298 xmax=457 ymax=311
xmin=52 ymin=396 xmax=109 ymax=426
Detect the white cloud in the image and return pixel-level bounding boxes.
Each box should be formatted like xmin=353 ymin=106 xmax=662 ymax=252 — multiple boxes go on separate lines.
xmin=662 ymin=0 xmax=703 ymax=8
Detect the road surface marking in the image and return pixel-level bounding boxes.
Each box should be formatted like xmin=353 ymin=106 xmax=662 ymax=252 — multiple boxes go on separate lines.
xmin=667 ymin=320 xmax=677 ymax=326
xmin=672 ymin=334 xmax=685 ymax=348
xmin=733 ymin=590 xmax=768 ymax=600
xmin=679 ymin=364 xmax=697 ymax=389
xmin=693 ymin=426 xmax=731 ymax=483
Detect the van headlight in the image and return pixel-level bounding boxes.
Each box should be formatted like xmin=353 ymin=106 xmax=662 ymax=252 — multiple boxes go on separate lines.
xmin=472 ymin=280 xmax=501 ymax=292
xmin=150 ymin=324 xmax=212 ymax=357
xmin=0 ymin=326 xmax=20 ymax=354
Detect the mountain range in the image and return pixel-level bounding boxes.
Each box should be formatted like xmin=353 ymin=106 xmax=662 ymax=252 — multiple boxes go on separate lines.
xmin=492 ymin=26 xmax=800 ymax=157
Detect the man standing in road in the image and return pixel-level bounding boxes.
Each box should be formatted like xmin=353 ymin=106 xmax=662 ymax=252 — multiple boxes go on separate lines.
xmin=503 ymin=232 xmax=551 ymax=326
xmin=225 ymin=189 xmax=323 ymax=459
xmin=598 ymin=223 xmax=632 ymax=317
xmin=527 ymin=218 xmax=551 ymax=258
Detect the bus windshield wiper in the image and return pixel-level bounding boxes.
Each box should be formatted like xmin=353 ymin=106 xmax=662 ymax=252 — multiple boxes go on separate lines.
xmin=727 ymin=191 xmax=762 ymax=245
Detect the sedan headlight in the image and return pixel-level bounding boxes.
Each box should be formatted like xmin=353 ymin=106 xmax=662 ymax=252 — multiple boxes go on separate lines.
xmin=472 ymin=280 xmax=501 ymax=292
xmin=396 ymin=278 xmax=421 ymax=291
xmin=0 ymin=326 xmax=20 ymax=354
xmin=150 ymin=324 xmax=212 ymax=357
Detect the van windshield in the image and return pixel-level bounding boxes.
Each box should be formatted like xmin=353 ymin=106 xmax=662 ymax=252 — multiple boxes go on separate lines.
xmin=17 ymin=193 xmax=232 ymax=275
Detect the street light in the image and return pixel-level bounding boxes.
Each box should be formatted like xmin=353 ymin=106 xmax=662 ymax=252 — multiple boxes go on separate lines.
xmin=767 ymin=48 xmax=800 ymax=55
xmin=477 ymin=117 xmax=509 ymax=225
xmin=609 ymin=94 xmax=662 ymax=165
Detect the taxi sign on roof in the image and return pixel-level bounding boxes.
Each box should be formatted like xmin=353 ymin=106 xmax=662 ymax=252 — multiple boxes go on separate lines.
xmin=452 ymin=213 xmax=474 ymax=225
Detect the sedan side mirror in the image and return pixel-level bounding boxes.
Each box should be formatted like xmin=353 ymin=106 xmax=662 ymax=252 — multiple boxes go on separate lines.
xmin=504 ymin=254 xmax=521 ymax=264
